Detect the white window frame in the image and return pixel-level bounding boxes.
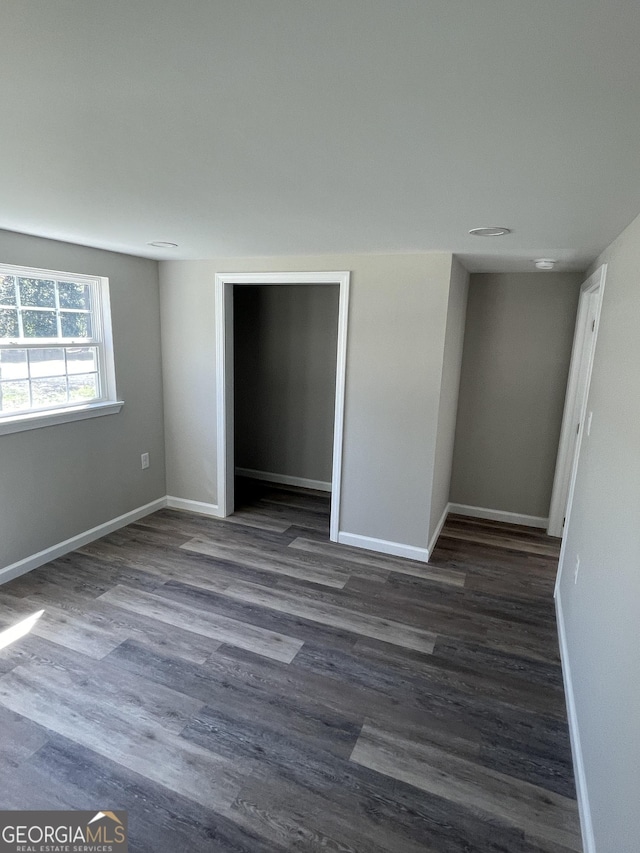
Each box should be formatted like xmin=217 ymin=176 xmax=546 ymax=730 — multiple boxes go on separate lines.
xmin=0 ymin=263 xmax=123 ymax=436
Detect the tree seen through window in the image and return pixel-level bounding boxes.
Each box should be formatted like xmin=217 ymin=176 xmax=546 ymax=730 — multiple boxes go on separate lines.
xmin=0 ymin=273 xmax=100 ymax=413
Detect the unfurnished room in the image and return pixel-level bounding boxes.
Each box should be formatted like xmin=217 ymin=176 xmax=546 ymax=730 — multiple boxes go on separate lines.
xmin=0 ymin=3 xmax=639 ymax=852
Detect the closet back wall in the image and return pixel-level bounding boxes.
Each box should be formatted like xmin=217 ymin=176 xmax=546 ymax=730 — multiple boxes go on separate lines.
xmin=234 ymin=284 xmax=339 ymax=488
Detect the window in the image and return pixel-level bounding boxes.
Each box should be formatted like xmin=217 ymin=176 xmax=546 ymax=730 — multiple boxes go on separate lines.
xmin=0 ymin=263 xmax=122 ymax=434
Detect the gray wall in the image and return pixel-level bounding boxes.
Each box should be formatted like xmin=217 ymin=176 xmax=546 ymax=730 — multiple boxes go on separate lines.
xmin=450 ymin=272 xmax=582 ymax=518
xmin=160 ymin=253 xmax=455 ymax=551
xmin=558 ymin=212 xmax=640 ymax=852
xmin=0 ymin=229 xmax=165 ymax=570
xmin=234 ymin=284 xmax=339 ymax=485
xmin=429 ymin=257 xmax=469 ymax=540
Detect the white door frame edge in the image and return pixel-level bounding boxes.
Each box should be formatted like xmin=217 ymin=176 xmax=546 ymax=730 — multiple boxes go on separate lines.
xmin=214 ymin=271 xmax=350 ymax=542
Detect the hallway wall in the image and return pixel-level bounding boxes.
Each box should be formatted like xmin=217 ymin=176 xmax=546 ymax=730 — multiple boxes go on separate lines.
xmin=450 ymin=271 xmax=582 ymax=520
xmin=429 ymin=257 xmax=469 ymax=539
xmin=557 ymin=211 xmax=640 ymax=853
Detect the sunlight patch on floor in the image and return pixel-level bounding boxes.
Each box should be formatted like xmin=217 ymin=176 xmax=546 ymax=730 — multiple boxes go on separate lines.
xmin=0 ymin=609 xmax=44 ymax=651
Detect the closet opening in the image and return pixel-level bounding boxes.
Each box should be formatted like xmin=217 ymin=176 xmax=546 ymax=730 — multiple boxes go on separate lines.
xmin=214 ymin=272 xmax=350 ymax=542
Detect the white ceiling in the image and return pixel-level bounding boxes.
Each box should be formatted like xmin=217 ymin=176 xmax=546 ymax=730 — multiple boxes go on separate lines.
xmin=2 ymin=1 xmax=640 ymax=271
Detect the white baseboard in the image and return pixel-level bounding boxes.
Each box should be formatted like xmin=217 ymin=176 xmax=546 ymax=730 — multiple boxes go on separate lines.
xmin=0 ymin=497 xmax=167 ymax=586
xmin=428 ymin=502 xmax=451 ymax=556
xmin=235 ymin=467 xmax=332 ymax=493
xmin=337 ymin=531 xmax=429 ymax=563
xmin=165 ymin=496 xmax=225 ymax=517
xmin=555 ymin=590 xmax=595 ymax=853
xmin=448 ymin=502 xmax=548 ymax=529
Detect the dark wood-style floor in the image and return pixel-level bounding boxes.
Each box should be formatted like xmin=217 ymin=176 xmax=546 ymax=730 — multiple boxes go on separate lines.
xmin=0 ymin=480 xmax=580 ymax=852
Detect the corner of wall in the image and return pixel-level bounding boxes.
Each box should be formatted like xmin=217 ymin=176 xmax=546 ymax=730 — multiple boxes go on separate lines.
xmin=427 ymin=257 xmax=470 ymax=544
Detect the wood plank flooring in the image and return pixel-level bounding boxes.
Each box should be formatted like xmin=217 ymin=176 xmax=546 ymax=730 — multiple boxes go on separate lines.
xmin=0 ymin=480 xmax=579 ymax=852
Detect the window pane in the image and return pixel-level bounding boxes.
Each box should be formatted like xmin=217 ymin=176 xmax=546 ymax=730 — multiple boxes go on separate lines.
xmin=0 ymin=276 xmax=16 ymax=306
xmin=66 ymin=346 xmax=98 ymax=375
xmin=31 ymin=377 xmax=67 ymax=408
xmin=60 ymin=311 xmax=92 ymax=338
xmin=19 ymin=278 xmax=56 ymax=308
xmin=0 ymin=380 xmax=30 ymax=412
xmin=28 ymin=348 xmax=66 ymax=378
xmin=58 ymin=282 xmax=91 ymax=310
xmin=68 ymin=373 xmax=98 ymax=403
xmin=0 ymin=308 xmax=19 ymax=338
xmin=0 ymin=349 xmax=28 ymax=380
xmin=0 ymin=265 xmax=114 ymax=421
xmin=22 ymin=310 xmax=58 ymax=338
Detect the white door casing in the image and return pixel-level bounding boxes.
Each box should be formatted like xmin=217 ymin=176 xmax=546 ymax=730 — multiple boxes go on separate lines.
xmin=214 ymin=271 xmax=350 ymax=542
xmin=548 ymin=264 xmax=607 ymax=540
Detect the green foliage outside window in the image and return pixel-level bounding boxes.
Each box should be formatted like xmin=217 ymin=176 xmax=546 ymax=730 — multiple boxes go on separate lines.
xmin=0 ymin=273 xmax=100 ymax=414
xmin=0 ymin=276 xmax=92 ymax=339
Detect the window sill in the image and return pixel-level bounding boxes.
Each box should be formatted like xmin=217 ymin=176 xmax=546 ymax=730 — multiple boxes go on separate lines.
xmin=0 ymin=400 xmax=124 ymax=436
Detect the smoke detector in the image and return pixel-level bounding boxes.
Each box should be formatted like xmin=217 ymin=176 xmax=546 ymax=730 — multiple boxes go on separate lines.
xmin=535 ymin=259 xmax=556 ymax=270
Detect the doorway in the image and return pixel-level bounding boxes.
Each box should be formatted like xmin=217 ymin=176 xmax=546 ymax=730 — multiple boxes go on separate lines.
xmin=214 ymin=271 xmax=350 ymax=542
xmin=548 ymin=264 xmax=607 ymax=538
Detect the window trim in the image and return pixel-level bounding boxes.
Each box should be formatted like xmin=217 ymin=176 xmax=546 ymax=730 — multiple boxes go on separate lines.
xmin=0 ymin=399 xmax=124 ymax=436
xmin=0 ymin=263 xmax=123 ymax=433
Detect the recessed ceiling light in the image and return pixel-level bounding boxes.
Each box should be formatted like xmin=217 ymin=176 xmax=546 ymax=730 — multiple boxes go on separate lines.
xmin=147 ymin=241 xmax=179 ymax=248
xmin=468 ymin=226 xmax=511 ymax=237
xmin=535 ymin=258 xmax=556 ymax=270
